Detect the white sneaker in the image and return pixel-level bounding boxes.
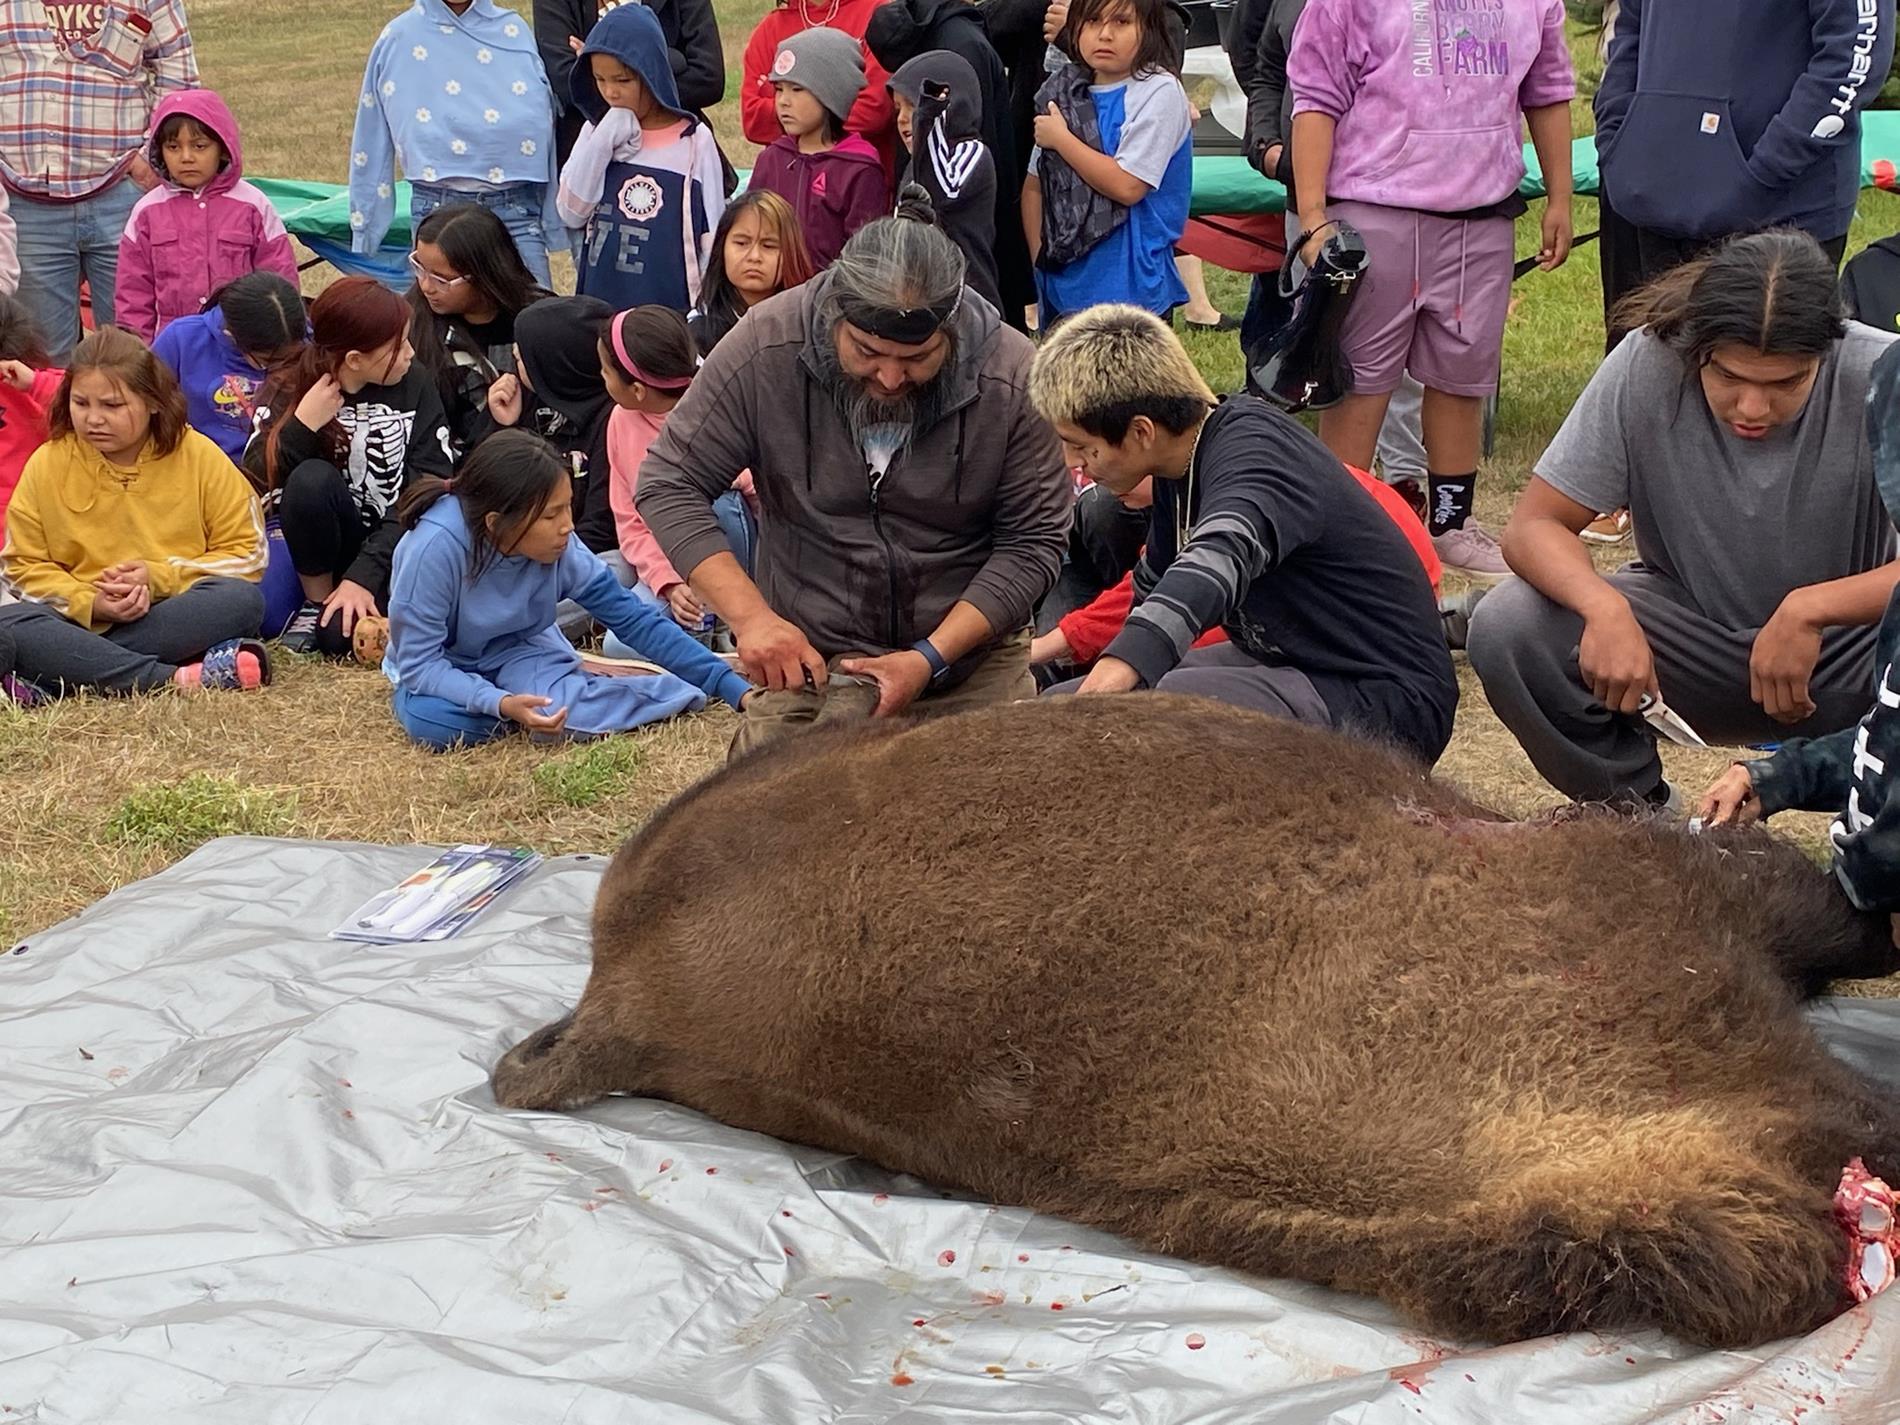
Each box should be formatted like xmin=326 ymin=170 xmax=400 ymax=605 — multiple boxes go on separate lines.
xmin=1432 ymin=522 xmax=1511 ymax=580
xmin=1582 ymin=509 xmax=1632 ymax=545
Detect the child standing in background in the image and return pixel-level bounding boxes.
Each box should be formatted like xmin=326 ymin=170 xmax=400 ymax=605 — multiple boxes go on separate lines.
xmin=1024 ymin=0 xmax=1193 ymax=322
xmin=387 ymin=428 xmax=753 ymax=750
xmin=888 ymin=51 xmax=1001 ymax=313
xmin=600 ymin=306 xmax=757 ymax=641
xmin=0 ymin=296 xmax=59 ymax=541
xmin=748 ymin=30 xmax=890 ymax=271
xmin=349 ymin=0 xmax=564 ymax=287
xmin=0 ymin=327 xmax=269 ymax=698
xmin=688 ymin=189 xmax=814 ymax=355
xmin=557 ymin=4 xmax=726 ymax=312
xmin=115 ymin=91 xmax=299 ymax=343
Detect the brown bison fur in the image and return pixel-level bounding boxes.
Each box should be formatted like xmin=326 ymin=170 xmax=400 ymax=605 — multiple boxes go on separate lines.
xmin=493 ymin=694 xmax=1900 ymax=1349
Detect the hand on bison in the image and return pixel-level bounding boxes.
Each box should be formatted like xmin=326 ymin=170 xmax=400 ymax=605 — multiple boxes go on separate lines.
xmin=836 ymin=650 xmax=933 ymax=716
xmin=1579 ymin=603 xmax=1658 ymax=714
xmin=1077 ymin=656 xmax=1142 ymax=695
xmin=733 ymin=610 xmax=828 ymax=692
xmin=1697 ymin=763 xmax=1761 ymax=828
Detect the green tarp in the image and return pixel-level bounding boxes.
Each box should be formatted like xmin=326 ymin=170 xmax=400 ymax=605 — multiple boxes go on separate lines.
xmin=256 ymin=110 xmax=1900 ymax=249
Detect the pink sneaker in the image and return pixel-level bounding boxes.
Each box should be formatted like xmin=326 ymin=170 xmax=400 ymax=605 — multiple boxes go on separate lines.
xmin=1432 ymin=522 xmax=1511 ymax=580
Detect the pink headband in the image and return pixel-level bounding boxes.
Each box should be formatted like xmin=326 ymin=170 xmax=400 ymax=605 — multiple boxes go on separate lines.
xmin=611 ymin=311 xmax=692 ymax=391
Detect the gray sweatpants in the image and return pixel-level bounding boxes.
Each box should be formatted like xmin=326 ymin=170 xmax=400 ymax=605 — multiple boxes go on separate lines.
xmin=1466 ymin=568 xmax=1878 ymax=801
xmin=1045 ymin=643 xmax=1333 ymax=726
xmin=0 ymin=577 xmax=264 ymax=697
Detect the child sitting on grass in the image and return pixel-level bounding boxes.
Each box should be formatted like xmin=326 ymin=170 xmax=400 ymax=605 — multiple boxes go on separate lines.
xmin=748 ymin=29 xmax=890 ymax=271
xmin=0 ymin=327 xmax=269 ymax=700
xmin=115 ymin=91 xmax=299 ymax=343
xmin=688 ymin=190 xmax=814 ymax=355
xmin=386 ymin=428 xmax=753 ymax=750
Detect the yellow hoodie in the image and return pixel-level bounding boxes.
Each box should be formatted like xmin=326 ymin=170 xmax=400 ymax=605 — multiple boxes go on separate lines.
xmin=1 ymin=430 xmax=266 ymax=631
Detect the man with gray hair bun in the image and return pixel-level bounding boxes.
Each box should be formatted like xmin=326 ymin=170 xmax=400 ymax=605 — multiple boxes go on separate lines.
xmin=636 ymin=208 xmax=1071 ymax=758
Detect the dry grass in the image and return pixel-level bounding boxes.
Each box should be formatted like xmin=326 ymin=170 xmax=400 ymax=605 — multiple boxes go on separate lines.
xmin=0 ymin=3 xmax=1886 ymax=999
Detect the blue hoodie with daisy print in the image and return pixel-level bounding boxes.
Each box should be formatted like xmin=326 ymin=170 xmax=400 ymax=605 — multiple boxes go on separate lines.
xmin=348 ymin=0 xmax=564 ymax=256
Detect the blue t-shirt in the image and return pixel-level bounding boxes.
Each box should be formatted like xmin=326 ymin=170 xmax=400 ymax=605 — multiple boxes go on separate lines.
xmin=151 ymin=312 xmax=270 ymax=464
xmin=1035 ymin=70 xmax=1193 ymax=317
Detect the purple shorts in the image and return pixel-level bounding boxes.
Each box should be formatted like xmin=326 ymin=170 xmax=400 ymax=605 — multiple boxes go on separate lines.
xmin=1324 ymin=200 xmax=1515 ymax=398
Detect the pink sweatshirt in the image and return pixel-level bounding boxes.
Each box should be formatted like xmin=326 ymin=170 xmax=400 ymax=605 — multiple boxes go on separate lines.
xmin=608 ymin=405 xmax=755 ymax=595
xmin=1287 ymin=0 xmax=1574 ymax=213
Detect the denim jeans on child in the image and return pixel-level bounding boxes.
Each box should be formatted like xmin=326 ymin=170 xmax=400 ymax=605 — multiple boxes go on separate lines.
xmin=11 ymin=178 xmax=142 ymax=363
xmin=407 ymin=181 xmax=554 ymax=289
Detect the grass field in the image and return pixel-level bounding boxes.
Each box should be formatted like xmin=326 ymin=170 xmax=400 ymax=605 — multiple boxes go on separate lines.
xmin=3 ymin=5 xmax=1896 ymax=956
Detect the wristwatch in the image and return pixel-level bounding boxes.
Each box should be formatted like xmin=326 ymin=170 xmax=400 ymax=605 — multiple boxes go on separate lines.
xmin=911 ymin=639 xmax=952 ymax=687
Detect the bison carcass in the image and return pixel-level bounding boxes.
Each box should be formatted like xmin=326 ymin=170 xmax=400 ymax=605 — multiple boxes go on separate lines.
xmin=493 ymin=695 xmax=1900 ymax=1348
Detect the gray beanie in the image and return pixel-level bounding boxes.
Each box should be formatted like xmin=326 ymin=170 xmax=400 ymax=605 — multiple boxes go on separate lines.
xmin=770 ymin=28 xmax=866 ymax=126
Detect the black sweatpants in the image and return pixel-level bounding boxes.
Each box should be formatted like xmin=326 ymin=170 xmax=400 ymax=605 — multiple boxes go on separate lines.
xmin=279 ymin=459 xmax=390 ymax=658
xmin=0 ymin=577 xmax=265 ymax=696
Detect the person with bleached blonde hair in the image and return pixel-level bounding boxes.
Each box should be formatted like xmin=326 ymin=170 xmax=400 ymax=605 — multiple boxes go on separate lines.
xmin=1028 ymin=303 xmax=1458 ymax=764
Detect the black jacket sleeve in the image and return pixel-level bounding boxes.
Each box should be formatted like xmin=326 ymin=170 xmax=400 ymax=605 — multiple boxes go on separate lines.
xmin=667 ymin=0 xmax=727 ymax=111
xmin=241 ymin=393 xmax=325 ymax=492
xmin=345 ymin=376 xmax=455 ymax=596
xmin=533 ymin=0 xmax=590 ymax=114
xmin=1227 ymin=0 xmax=1272 ymax=101
xmin=1245 ymin=0 xmax=1295 ymax=183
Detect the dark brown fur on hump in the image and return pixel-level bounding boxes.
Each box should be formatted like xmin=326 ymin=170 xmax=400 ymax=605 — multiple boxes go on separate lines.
xmin=493 ymin=695 xmax=1900 ymax=1348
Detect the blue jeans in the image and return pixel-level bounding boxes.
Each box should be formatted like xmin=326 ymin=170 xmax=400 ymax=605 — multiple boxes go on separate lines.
xmin=407 ymin=181 xmax=553 ymax=289
xmin=603 ymin=490 xmax=758 ymax=657
xmin=11 ymin=178 xmax=142 ymax=363
xmin=394 ymin=686 xmax=510 ymax=751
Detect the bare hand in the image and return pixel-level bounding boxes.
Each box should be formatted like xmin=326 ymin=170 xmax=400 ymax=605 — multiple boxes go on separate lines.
xmin=320 ymin=578 xmax=379 ymax=639
xmin=485 ymin=372 xmax=523 ymax=428
xmin=294 ymin=373 xmax=346 ymax=431
xmin=92 ymin=583 xmax=150 ymax=624
xmin=0 ymin=359 xmax=35 ymax=391
xmin=1033 ymin=103 xmax=1071 ymax=153
xmin=1076 ymin=655 xmax=1141 ymax=695
xmin=500 ymin=693 xmax=570 ymax=733
xmin=1042 ymin=0 xmax=1069 ymax=42
xmin=1295 ymin=216 xmax=1331 ymax=268
xmin=567 ymin=33 xmax=584 ymax=53
xmin=1750 ymin=598 xmax=1822 ymax=725
xmin=1697 ymin=763 xmax=1762 ymax=828
xmin=1256 ymin=142 xmax=1284 ymax=181
xmin=1578 ymin=604 xmax=1657 ymax=715
xmin=1538 ymin=201 xmax=1573 ymax=271
xmin=664 ymin=582 xmax=705 ymax=629
xmin=125 ymin=152 xmax=160 ymax=191
xmin=733 ymin=610 xmax=827 ymax=692
xmin=1029 ymin=627 xmax=1073 ymax=667
xmin=99 ymin=560 xmax=149 ymax=592
xmin=836 ymin=650 xmax=933 ymax=717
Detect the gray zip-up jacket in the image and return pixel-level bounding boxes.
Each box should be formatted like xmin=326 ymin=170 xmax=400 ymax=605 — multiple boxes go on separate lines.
xmin=635 ymin=272 xmax=1070 ymax=672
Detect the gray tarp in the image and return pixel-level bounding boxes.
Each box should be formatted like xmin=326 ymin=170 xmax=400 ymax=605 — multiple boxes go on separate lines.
xmin=2 ymin=836 xmax=1898 ymax=1423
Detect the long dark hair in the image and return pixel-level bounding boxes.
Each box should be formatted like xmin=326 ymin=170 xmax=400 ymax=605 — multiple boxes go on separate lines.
xmin=259 ymin=276 xmax=411 ymax=488
xmin=1062 ymin=0 xmax=1182 ymax=79
xmin=0 ymin=293 xmax=50 ymax=368
xmin=210 ymin=272 xmax=305 ymax=363
xmin=696 ymin=189 xmax=813 ymax=346
xmin=397 ymin=428 xmax=570 ymax=578
xmin=1612 ymin=230 xmax=1846 ymax=368
xmin=406 ymin=204 xmax=549 ymax=408
xmin=601 ymin=306 xmax=698 ymax=387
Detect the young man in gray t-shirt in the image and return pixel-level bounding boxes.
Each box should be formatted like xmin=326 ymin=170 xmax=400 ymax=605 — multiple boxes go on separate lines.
xmin=1466 ymin=232 xmax=1900 ymax=806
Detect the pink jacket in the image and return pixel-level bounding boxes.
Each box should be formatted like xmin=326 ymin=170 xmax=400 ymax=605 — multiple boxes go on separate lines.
xmin=608 ymin=404 xmax=755 ymax=595
xmin=115 ymin=90 xmax=298 ymax=342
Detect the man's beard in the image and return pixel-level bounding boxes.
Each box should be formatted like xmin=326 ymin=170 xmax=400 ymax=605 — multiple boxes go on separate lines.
xmin=816 ymin=339 xmax=951 ymax=454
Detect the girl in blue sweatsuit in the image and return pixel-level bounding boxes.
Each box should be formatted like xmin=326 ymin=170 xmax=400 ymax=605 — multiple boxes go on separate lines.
xmin=386 ymin=427 xmax=752 ymax=749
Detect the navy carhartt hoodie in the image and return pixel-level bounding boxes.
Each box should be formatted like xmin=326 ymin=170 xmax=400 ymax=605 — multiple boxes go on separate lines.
xmin=1595 ymin=0 xmax=1896 ymax=243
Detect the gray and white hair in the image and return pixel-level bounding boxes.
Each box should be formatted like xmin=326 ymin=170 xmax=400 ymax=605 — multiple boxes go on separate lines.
xmin=817 ymin=214 xmax=967 ymax=337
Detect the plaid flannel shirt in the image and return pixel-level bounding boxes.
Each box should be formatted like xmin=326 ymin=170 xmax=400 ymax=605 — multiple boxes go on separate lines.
xmin=0 ymin=0 xmax=198 ymax=201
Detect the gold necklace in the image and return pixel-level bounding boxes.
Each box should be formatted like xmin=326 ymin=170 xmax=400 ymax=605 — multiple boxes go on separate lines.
xmin=1173 ymin=412 xmax=1208 ymax=553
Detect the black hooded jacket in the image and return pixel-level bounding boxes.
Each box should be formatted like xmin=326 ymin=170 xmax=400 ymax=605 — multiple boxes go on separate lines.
xmin=478 ymin=295 xmax=619 ymax=555
xmin=889 ymin=52 xmax=1003 ymax=314
xmin=534 ymin=0 xmax=726 ymax=165
xmin=868 ymin=0 xmax=1032 ymax=321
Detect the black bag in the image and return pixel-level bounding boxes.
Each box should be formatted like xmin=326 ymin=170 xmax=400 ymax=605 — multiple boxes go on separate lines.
xmin=1246 ymin=221 xmax=1368 ymax=413
xmin=1842 ymin=235 xmax=1900 ymax=334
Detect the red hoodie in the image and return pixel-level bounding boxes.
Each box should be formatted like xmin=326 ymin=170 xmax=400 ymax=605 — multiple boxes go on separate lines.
xmin=741 ymin=0 xmax=899 ymax=174
xmin=1057 ymin=466 xmax=1441 ymax=666
xmin=0 ymin=367 xmax=61 ymax=542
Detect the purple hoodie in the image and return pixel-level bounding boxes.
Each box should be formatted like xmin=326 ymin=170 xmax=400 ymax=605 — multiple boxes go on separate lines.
xmin=115 ymin=90 xmax=300 ymax=343
xmin=746 ymin=132 xmax=890 ymax=269
xmin=1288 ymin=0 xmax=1574 ymax=213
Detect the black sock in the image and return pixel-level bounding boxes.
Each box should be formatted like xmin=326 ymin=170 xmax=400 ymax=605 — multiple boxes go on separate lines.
xmin=1427 ymin=472 xmax=1476 ymax=536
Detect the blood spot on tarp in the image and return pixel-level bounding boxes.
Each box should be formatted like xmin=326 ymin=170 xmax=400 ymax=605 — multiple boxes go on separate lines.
xmin=77 ymin=1047 xmax=93 ymax=1061
xmin=1464 ymin=1374 xmax=1475 ymax=1383
xmin=1017 ymin=1253 xmax=1030 ymax=1263
xmin=657 ymin=1159 xmax=673 ymax=1172
xmin=705 ymin=1167 xmax=719 ymax=1176
xmin=1186 ymin=1334 xmax=1206 ymax=1350
xmin=912 ymin=1318 xmax=928 ymax=1327
xmin=783 ymin=1246 xmax=795 ymax=1257
xmin=937 ymin=1249 xmax=956 ymax=1266
xmin=890 ymin=1373 xmax=914 ymax=1387
xmin=545 ymin=1152 xmax=562 ymax=1162
xmin=595 ymin=1186 xmax=618 ymax=1195
xmin=1049 ymin=1301 xmax=1066 ymax=1311
xmin=1625 ymin=1357 xmax=1636 ymax=1365
xmin=815 ymin=1293 xmax=831 ymax=1301
xmin=342 ymin=1109 xmax=355 ymax=1120
xmin=873 ymin=1193 xmax=890 ymax=1205
xmin=338 ymin=1079 xmax=352 ymax=1088
xmin=781 ymin=1210 xmax=793 ymax=1218
xmin=1397 ymin=1379 xmax=1423 ymax=1396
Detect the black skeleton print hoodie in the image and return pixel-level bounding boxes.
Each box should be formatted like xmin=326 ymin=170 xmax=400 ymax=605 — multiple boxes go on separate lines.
xmin=245 ymin=365 xmax=454 ymax=595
